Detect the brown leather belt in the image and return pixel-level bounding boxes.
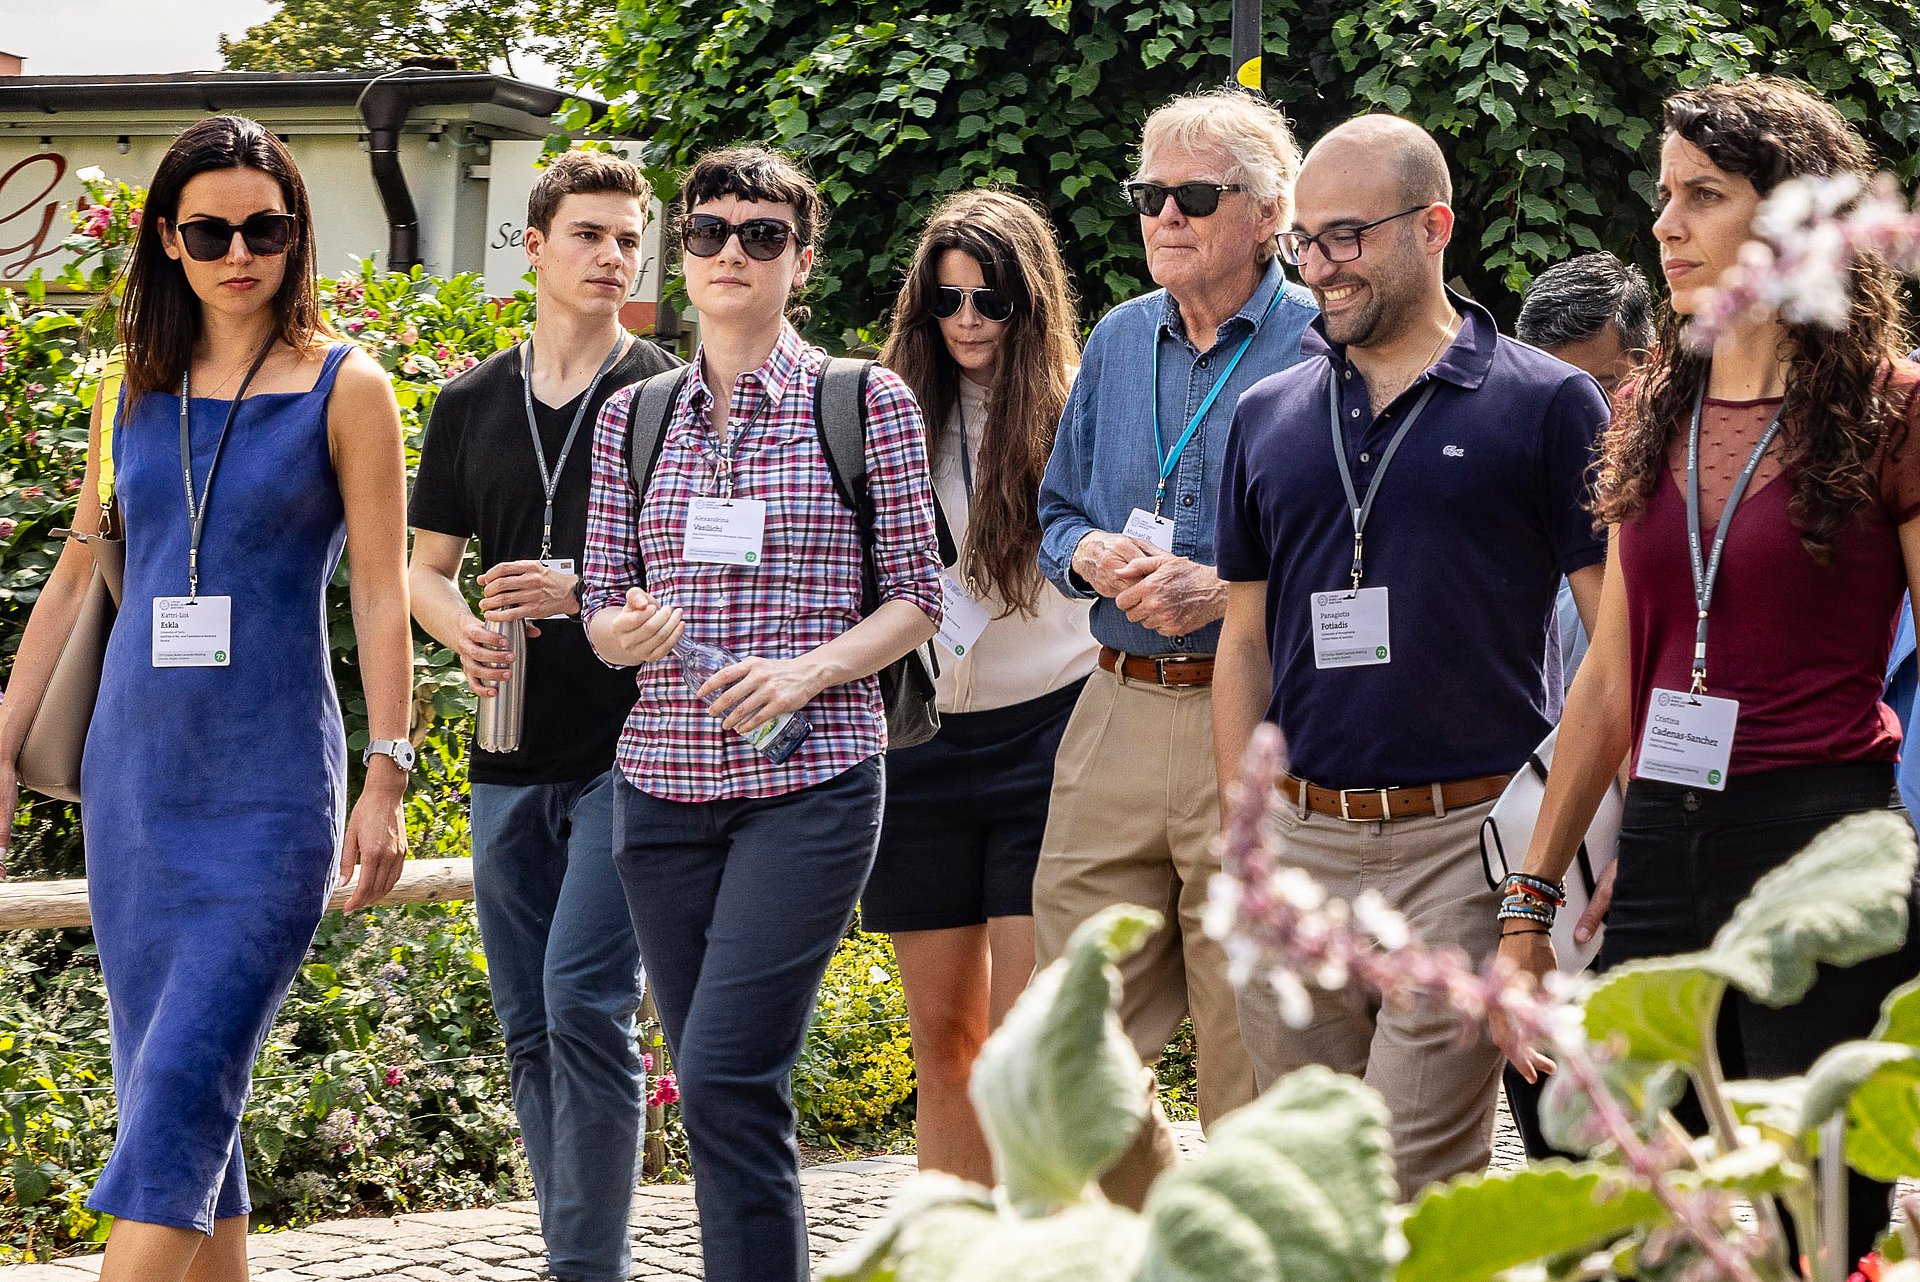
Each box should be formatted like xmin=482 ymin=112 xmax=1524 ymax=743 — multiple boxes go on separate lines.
xmin=1098 ymin=647 xmax=1214 ymax=687
xmin=1276 ymin=770 xmax=1513 ymax=822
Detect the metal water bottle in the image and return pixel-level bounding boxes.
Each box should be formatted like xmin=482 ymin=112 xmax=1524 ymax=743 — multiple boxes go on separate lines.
xmin=476 ymin=618 xmax=527 ymax=753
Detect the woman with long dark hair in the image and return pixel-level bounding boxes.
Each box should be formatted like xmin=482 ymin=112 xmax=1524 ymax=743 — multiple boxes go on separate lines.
xmin=1493 ymin=78 xmax=1920 ymax=1259
xmin=0 ymin=115 xmax=412 ymax=1281
xmin=580 ymin=146 xmax=940 ymax=1282
xmin=868 ymin=188 xmax=1092 ymax=1182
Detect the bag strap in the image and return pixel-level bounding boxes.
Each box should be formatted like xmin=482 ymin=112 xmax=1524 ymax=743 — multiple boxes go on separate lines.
xmin=811 ymin=357 xmax=957 ymax=585
xmin=625 ymin=366 xmax=695 ymax=588
xmin=97 ymin=351 xmax=125 ymax=512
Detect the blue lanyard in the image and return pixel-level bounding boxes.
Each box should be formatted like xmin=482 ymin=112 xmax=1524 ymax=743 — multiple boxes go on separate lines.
xmin=1150 ymin=284 xmax=1283 ymax=514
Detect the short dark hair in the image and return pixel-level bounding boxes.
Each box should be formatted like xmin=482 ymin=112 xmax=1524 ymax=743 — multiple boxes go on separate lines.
xmin=1515 ymin=252 xmax=1654 ymax=353
xmin=527 ymin=150 xmax=649 ymax=234
xmin=677 ymin=146 xmax=823 ymax=254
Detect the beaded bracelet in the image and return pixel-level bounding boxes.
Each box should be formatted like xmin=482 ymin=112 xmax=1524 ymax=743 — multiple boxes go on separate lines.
xmin=1498 ymin=871 xmax=1566 ymax=906
xmin=1496 ymin=898 xmax=1556 ymax=925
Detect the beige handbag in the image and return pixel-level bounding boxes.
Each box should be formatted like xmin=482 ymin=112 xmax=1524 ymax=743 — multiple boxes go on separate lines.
xmin=17 ymin=360 xmax=125 ymax=802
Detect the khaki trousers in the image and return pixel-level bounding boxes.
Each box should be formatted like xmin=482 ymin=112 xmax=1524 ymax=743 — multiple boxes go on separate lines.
xmin=1237 ymin=793 xmax=1503 ymax=1200
xmin=1033 ymin=669 xmax=1257 ymax=1201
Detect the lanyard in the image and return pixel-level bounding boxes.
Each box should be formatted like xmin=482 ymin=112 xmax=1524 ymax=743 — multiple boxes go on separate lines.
xmin=520 ymin=334 xmax=627 ymax=560
xmin=1149 ymin=285 xmax=1283 ymax=515
xmin=1684 ymin=379 xmax=1785 ymax=694
xmin=178 ymin=341 xmax=275 ymax=599
xmin=957 ymin=402 xmax=975 ymax=501
xmin=1327 ymin=369 xmax=1440 ymax=590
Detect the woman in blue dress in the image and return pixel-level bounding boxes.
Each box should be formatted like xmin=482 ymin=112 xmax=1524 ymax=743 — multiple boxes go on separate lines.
xmin=0 ymin=115 xmax=413 ymax=1281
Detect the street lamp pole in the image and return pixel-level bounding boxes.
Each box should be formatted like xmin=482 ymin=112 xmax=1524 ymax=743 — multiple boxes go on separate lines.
xmin=1231 ymin=0 xmax=1264 ymax=95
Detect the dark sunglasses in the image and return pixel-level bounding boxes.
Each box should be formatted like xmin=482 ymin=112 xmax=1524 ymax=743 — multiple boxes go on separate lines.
xmin=682 ymin=214 xmax=795 ymax=261
xmin=1122 ymin=181 xmax=1246 ymax=218
xmin=173 ymin=212 xmax=297 ymax=262
xmin=929 ymin=285 xmax=1014 ymax=323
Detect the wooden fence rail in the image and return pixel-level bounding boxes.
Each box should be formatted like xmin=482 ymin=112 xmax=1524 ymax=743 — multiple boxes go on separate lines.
xmin=0 ymin=856 xmax=671 ymax=1175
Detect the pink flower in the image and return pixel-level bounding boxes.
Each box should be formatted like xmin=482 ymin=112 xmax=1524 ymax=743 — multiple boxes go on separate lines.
xmin=383 ymin=1066 xmax=403 ymax=1088
xmin=0 ymin=518 xmax=16 ymax=541
xmin=20 ymin=486 xmax=44 ymax=499
xmin=346 ymin=320 xmax=365 ymax=334
xmin=400 ymin=356 xmax=420 ymax=376
xmin=80 ymin=205 xmax=111 ymax=239
xmin=435 ymin=344 xmax=451 ymax=360
xmin=26 ymin=383 xmax=44 ymax=395
xmin=128 ymin=209 xmax=142 ymax=228
xmin=22 ymin=429 xmax=38 ymax=447
xmin=364 ymin=307 xmax=380 ymax=318
xmin=397 ymin=326 xmax=419 ymax=346
xmin=641 ymin=1052 xmax=654 ymax=1074
xmin=648 ymin=1072 xmax=678 ymax=1109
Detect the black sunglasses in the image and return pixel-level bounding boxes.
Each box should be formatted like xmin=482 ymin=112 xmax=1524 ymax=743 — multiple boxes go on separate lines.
xmin=929 ymin=285 xmax=1014 ymax=323
xmin=682 ymin=214 xmax=795 ymax=261
xmin=1122 ymin=181 xmax=1246 ymax=218
xmin=173 ymin=213 xmax=297 ymax=262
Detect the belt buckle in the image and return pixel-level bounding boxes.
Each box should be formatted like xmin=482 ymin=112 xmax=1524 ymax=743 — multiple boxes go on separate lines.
xmin=1337 ymin=787 xmax=1393 ymax=822
xmin=1154 ymin=656 xmax=1173 ymax=685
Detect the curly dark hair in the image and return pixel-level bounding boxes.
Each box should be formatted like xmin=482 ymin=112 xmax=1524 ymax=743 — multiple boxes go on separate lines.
xmin=1594 ymin=77 xmax=1910 ymax=561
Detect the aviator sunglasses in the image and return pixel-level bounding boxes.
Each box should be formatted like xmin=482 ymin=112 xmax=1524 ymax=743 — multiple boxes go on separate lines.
xmin=172 ymin=212 xmax=297 ymax=262
xmin=929 ymin=285 xmax=1014 ymax=323
xmin=682 ymin=214 xmax=796 ymax=261
xmin=1121 ymin=181 xmax=1246 ymax=218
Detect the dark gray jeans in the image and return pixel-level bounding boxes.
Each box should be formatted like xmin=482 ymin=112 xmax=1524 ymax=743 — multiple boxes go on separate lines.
xmin=612 ymin=758 xmax=883 ymax=1282
xmin=472 ymin=771 xmax=645 ymax=1282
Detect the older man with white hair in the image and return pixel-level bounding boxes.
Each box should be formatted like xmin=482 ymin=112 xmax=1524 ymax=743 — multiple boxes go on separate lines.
xmin=1036 ymin=87 xmax=1319 ymax=1203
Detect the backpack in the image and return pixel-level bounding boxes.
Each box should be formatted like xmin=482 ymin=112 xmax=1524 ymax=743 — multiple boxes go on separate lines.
xmin=625 ymin=357 xmax=950 ymax=751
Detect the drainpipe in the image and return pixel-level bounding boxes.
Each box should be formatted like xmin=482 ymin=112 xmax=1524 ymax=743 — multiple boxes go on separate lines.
xmin=357 ymin=70 xmax=420 ymax=272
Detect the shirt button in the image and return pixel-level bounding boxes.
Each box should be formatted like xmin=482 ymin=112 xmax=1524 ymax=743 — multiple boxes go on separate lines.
xmin=1360 ymin=452 xmax=1371 ymax=463
xmin=1350 ymin=408 xmax=1361 ymax=418
xmin=1197 ymin=357 xmax=1210 ymax=369
xmin=1174 ymin=635 xmax=1188 ymax=648
xmin=1344 ymin=369 xmax=1352 ymax=380
xmin=1180 ymin=494 xmax=1195 ymax=507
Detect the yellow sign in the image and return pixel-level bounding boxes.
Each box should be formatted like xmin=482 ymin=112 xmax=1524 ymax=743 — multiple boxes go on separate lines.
xmin=1235 ymin=57 xmax=1263 ymax=89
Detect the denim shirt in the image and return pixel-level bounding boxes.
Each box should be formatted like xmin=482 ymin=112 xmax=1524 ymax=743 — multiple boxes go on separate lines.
xmin=1038 ymin=259 xmax=1319 ymax=655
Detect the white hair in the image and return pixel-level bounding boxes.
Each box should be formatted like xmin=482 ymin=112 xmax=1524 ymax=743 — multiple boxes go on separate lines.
xmin=1138 ymin=88 xmax=1302 ymax=205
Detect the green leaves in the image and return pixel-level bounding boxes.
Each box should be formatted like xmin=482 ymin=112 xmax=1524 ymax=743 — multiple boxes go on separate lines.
xmin=1396 ymin=1164 xmax=1666 ymax=1282
xmin=1136 ymin=1067 xmax=1397 ymax=1282
xmin=970 ymin=905 xmax=1159 ymax=1213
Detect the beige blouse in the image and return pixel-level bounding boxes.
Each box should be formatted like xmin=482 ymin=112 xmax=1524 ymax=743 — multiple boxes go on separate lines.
xmin=931 ymin=374 xmax=1098 ymax=714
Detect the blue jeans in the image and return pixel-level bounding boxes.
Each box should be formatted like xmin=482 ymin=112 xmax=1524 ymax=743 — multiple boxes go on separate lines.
xmin=611 ymin=758 xmax=883 ymax=1282
xmin=472 ymin=771 xmax=645 ymax=1282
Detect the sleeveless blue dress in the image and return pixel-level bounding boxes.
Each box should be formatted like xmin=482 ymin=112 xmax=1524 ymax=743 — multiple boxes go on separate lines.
xmin=81 ymin=343 xmax=354 ymax=1231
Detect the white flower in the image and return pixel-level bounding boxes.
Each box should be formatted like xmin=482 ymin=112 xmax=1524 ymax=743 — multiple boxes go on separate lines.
xmin=1222 ymin=936 xmax=1259 ymax=990
xmin=1201 ymin=875 xmax=1242 ymax=942
xmin=1313 ymin=954 xmax=1349 ymax=991
xmin=1268 ymin=967 xmax=1315 ymax=1028
xmin=75 ymin=165 xmax=106 ymax=184
xmin=1268 ymin=867 xmax=1326 ymax=912
xmin=1352 ymin=889 xmax=1409 ymax=950
xmin=867 ymin=965 xmax=890 ymax=986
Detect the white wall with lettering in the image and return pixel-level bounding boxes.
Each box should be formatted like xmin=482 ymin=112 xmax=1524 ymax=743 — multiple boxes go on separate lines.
xmin=481 ymin=139 xmax=664 ymax=308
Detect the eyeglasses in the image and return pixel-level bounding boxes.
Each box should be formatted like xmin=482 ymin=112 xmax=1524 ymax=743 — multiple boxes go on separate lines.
xmin=1277 ymin=205 xmax=1434 ymax=267
xmin=929 ymin=285 xmax=1014 ymax=323
xmin=1122 ymin=182 xmax=1246 ymax=218
xmin=682 ymin=214 xmax=795 ymax=261
xmin=173 ymin=213 xmax=297 ymax=262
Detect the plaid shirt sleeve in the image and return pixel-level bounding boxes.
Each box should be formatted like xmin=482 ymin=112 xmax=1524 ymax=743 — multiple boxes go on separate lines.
xmin=580 ymin=383 xmax=641 ymax=665
xmin=863 ymin=365 xmax=943 ymax=626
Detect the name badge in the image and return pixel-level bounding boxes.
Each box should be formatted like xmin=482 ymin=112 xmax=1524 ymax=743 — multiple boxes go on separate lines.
xmin=152 ymin=596 xmax=232 ymax=667
xmin=683 ymin=497 xmax=767 ymax=566
xmin=541 ymin=558 xmax=575 ymax=620
xmin=934 ymin=572 xmax=991 ymax=659
xmin=1310 ymin=587 xmax=1391 ymax=669
xmin=1122 ymin=507 xmax=1176 ymax=551
xmin=1636 ymin=687 xmax=1737 ymax=790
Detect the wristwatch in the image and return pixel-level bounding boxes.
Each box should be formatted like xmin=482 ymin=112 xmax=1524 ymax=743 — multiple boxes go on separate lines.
xmin=362 ymin=739 xmax=417 ymax=774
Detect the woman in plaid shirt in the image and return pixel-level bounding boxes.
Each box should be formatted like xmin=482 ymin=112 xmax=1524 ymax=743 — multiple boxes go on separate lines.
xmin=579 ymin=147 xmax=941 ymax=1282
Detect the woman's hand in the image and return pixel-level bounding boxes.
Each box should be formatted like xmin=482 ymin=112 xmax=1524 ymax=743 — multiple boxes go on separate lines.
xmin=602 ymin=588 xmax=684 ymax=666
xmin=339 ymin=770 xmax=407 ymax=913
xmin=1491 ymin=929 xmax=1559 ymax=1083
xmin=701 ymin=655 xmax=825 ymax=734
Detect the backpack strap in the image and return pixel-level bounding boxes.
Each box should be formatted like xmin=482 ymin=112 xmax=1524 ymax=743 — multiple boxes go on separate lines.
xmin=624 ymin=366 xmax=694 ymax=587
xmin=811 ymin=356 xmax=958 ymax=570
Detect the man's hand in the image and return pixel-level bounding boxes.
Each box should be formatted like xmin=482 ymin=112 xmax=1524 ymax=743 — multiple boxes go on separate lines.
xmin=454 ymin=617 xmax=517 ymax=697
xmin=1072 ymin=530 xmax=1155 ymax=598
xmin=1113 ymin=555 xmax=1228 ymax=637
xmin=601 ymin=587 xmax=685 ymax=666
xmin=479 ymin=559 xmax=578 ymax=621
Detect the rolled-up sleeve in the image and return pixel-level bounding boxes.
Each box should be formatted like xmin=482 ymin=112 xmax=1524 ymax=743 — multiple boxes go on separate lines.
xmin=580 ymin=383 xmax=641 ymax=666
xmin=863 ymin=366 xmax=943 ymax=626
xmin=1037 ymin=367 xmax=1097 ymax=599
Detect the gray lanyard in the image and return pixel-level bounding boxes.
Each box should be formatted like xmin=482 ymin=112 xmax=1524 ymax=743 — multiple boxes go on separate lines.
xmin=1684 ymin=379 xmax=1785 ymax=694
xmin=520 ymin=334 xmax=626 ymax=560
xmin=1327 ymin=368 xmax=1441 ymax=589
xmin=178 ymin=341 xmax=275 ymax=599
xmin=957 ymin=403 xmax=975 ymax=501
xmin=703 ymin=378 xmax=773 ymax=500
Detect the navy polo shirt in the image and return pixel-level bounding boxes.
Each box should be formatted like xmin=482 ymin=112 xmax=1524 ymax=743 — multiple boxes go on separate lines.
xmin=1216 ymin=294 xmax=1608 ymax=789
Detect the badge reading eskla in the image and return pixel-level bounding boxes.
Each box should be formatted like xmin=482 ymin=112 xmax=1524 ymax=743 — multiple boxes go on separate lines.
xmin=934 ymin=572 xmax=990 ymax=659
xmin=1310 ymin=587 xmax=1390 ymax=669
xmin=152 ymin=596 xmax=232 ymax=667
xmin=1635 ymin=688 xmax=1737 ymax=791
xmin=683 ymin=497 xmax=767 ymax=566
xmin=1122 ymin=507 xmax=1176 ymax=551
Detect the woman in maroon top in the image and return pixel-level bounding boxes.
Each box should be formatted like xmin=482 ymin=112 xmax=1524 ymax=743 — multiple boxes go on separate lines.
xmin=1494 ymin=77 xmax=1920 ymax=1259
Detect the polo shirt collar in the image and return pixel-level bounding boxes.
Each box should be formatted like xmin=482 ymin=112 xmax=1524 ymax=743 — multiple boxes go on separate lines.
xmin=688 ymin=320 xmax=808 ymax=412
xmin=1313 ymin=287 xmax=1497 ymax=392
xmin=1160 ymin=258 xmax=1288 ymax=348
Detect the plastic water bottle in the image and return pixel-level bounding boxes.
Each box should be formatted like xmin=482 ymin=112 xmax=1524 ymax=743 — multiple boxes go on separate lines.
xmin=674 ymin=637 xmax=811 ymax=764
xmin=475 ymin=618 xmax=527 ymax=753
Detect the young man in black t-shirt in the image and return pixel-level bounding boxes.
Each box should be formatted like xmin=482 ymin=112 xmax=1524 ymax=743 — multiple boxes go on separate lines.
xmin=408 ymin=151 xmax=679 ymax=1282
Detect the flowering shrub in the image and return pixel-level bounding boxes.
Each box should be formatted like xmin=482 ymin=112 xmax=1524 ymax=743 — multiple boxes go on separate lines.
xmin=793 ymin=929 xmax=916 ymax=1141
xmin=830 ymin=727 xmax=1920 ymax=1282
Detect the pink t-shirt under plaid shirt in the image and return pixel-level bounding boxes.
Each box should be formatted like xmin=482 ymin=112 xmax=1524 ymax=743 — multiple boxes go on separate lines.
xmin=580 ymin=323 xmax=943 ymax=802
